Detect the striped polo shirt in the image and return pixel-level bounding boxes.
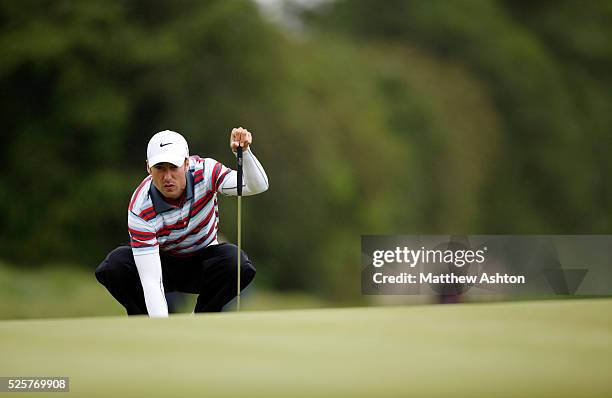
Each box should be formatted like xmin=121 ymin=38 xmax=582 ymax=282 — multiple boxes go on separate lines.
xmin=127 ymin=155 xmax=231 ymax=256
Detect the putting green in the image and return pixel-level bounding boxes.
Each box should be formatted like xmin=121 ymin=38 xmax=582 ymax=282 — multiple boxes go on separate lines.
xmin=1 ymin=299 xmax=611 ymax=397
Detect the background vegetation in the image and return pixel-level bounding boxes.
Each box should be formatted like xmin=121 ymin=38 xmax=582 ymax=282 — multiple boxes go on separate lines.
xmin=0 ymin=0 xmax=610 ymax=316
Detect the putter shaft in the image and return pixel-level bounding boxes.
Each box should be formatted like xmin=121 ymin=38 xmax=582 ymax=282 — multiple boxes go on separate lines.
xmin=236 ymin=145 xmax=243 ymax=312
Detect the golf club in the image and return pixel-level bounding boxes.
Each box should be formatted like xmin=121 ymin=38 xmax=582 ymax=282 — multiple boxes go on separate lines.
xmin=236 ymin=144 xmax=243 ymax=311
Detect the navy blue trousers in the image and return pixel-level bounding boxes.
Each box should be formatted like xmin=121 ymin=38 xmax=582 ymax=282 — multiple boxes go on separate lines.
xmin=95 ymin=243 xmax=256 ymax=315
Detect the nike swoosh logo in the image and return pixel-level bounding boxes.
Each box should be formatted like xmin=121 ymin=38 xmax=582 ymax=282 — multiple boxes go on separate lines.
xmin=160 ymin=142 xmax=172 ymax=147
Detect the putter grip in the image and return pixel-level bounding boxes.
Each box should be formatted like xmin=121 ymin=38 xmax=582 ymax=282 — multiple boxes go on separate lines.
xmin=237 ymin=145 xmax=243 ymax=196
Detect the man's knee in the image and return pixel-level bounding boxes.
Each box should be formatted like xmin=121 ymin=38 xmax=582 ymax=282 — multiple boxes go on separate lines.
xmin=217 ymin=243 xmax=256 ymax=280
xmin=241 ymin=262 xmax=256 ymax=287
xmin=236 ymin=249 xmax=256 ymax=287
xmin=95 ymin=246 xmax=134 ymax=286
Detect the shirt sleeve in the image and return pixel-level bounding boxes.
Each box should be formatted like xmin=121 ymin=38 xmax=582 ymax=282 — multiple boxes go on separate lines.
xmin=218 ymin=148 xmax=269 ymax=196
xmin=128 ymin=211 xmax=159 ymax=256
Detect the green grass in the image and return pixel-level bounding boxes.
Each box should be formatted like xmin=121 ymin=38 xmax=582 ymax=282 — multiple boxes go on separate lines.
xmin=0 ymin=263 xmax=123 ymax=319
xmin=1 ymin=299 xmax=611 ymax=397
xmin=0 ymin=262 xmax=328 ymax=320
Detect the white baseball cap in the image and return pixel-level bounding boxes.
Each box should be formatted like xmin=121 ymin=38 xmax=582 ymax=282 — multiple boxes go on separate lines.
xmin=147 ymin=130 xmax=189 ymax=167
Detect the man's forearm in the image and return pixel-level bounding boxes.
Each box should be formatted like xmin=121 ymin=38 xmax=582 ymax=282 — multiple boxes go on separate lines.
xmin=220 ymin=149 xmax=269 ymax=195
xmin=242 ymin=149 xmax=269 ymax=194
xmin=134 ymin=252 xmax=169 ymax=317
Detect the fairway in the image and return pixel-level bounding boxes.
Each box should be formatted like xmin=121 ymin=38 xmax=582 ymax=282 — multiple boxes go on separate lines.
xmin=1 ymin=299 xmax=611 ymax=397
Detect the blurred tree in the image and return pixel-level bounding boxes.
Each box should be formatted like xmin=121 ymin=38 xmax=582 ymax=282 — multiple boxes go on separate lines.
xmin=305 ymin=0 xmax=612 ymax=234
xmin=0 ymin=0 xmax=610 ymax=302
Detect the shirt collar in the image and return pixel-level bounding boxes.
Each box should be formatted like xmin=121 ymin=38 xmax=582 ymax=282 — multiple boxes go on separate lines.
xmin=150 ymin=171 xmax=194 ymax=214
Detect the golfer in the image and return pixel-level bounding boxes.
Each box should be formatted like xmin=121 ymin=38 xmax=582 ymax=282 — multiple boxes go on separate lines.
xmin=95 ymin=128 xmax=268 ymax=317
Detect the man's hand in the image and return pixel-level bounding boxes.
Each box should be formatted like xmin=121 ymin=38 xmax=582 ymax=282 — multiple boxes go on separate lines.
xmin=230 ymin=127 xmax=252 ymax=152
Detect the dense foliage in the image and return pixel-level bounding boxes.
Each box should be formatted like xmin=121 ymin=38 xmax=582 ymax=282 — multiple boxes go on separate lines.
xmin=1 ymin=0 xmax=609 ymax=300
